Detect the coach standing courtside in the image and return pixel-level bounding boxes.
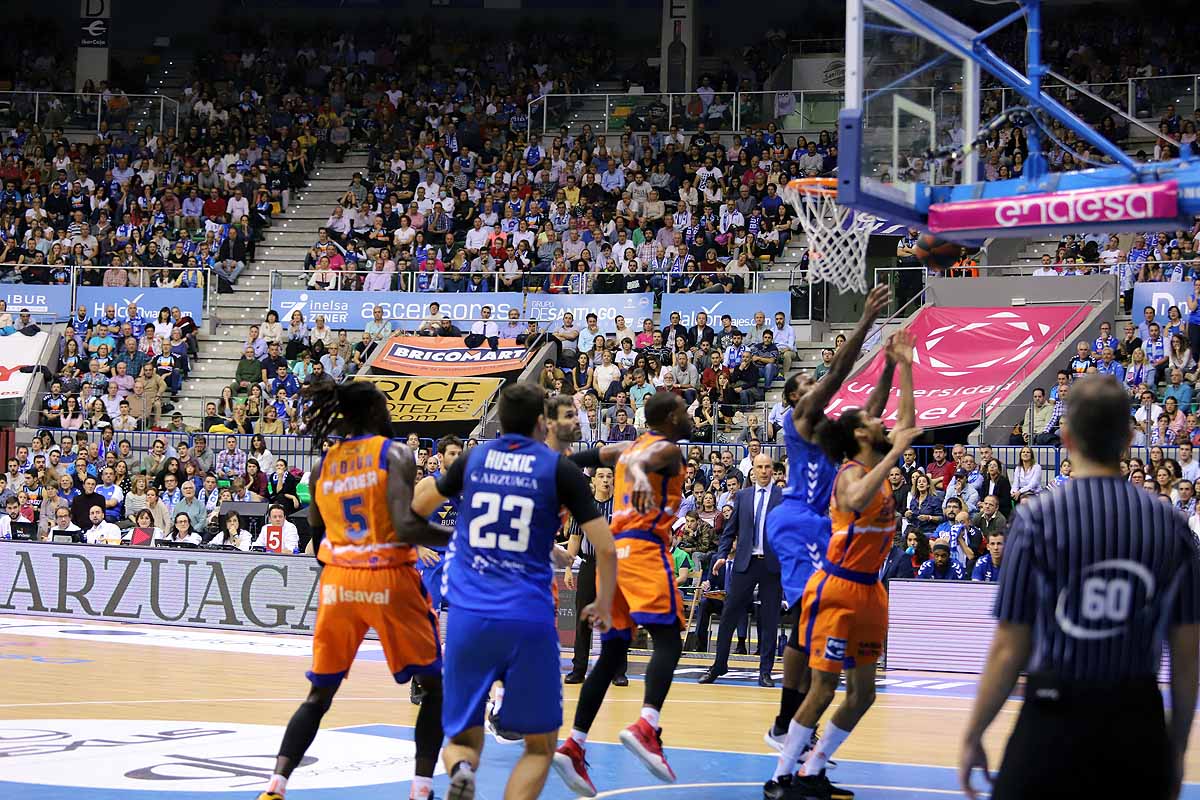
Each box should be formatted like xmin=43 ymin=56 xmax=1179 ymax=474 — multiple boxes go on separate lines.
xmin=564 ymin=465 xmax=629 ymax=687
xmin=699 ymin=453 xmax=783 ymax=687
xmin=960 ymin=375 xmax=1200 ymax=800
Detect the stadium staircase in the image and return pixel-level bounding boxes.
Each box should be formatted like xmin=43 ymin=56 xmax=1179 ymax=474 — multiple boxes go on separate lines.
xmin=174 ymin=151 xmax=371 ymax=422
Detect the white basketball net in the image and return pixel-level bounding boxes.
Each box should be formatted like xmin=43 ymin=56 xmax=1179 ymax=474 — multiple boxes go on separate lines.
xmin=781 ymin=182 xmax=876 ymax=295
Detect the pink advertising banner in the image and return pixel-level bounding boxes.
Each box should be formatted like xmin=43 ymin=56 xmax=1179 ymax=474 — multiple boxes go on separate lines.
xmin=928 ymin=180 xmax=1178 ymax=237
xmin=825 ymin=305 xmax=1087 ymax=428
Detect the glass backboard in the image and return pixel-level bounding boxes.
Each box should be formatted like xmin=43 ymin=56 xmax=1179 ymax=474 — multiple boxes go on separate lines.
xmin=839 ymin=0 xmax=980 ymax=227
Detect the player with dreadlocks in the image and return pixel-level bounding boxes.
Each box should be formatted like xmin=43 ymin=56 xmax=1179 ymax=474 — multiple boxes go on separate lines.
xmin=256 ymin=380 xmax=451 ymax=800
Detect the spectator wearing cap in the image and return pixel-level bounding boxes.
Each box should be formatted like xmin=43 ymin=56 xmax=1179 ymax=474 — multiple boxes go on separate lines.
xmin=944 ymin=468 xmax=980 ymax=514
xmin=917 ymin=541 xmax=966 ymax=580
xmin=435 ymin=315 xmax=462 ymax=337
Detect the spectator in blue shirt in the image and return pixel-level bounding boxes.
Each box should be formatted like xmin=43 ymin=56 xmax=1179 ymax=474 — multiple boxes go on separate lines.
xmin=1095 ymin=346 xmax=1125 ymax=383
xmin=269 ymin=364 xmax=300 ymax=398
xmin=917 ymin=541 xmax=966 ymax=580
xmin=1164 ymin=367 xmax=1194 ymax=411
xmin=971 ymin=531 xmax=1005 ymax=582
xmin=960 ymin=454 xmax=985 ymax=496
xmin=943 ymin=471 xmax=980 ymax=515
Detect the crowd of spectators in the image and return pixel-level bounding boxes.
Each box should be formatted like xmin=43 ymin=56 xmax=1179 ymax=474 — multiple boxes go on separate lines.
xmin=0 ymin=428 xmax=303 ymax=548
xmin=300 ymin=117 xmax=820 ymax=296
xmin=0 ymin=100 xmax=287 ymax=290
xmin=1015 ymin=310 xmax=1200 ymax=455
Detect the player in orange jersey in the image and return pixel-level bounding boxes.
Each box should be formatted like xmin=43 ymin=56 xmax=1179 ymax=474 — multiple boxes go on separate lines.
xmin=553 ymin=391 xmax=691 ymax=796
xmin=256 ymin=381 xmax=452 ymax=800
xmin=765 ymin=332 xmax=921 ymax=800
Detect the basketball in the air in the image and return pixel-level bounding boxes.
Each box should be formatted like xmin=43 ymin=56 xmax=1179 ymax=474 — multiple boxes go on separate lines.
xmin=913 ymin=234 xmax=960 ymax=269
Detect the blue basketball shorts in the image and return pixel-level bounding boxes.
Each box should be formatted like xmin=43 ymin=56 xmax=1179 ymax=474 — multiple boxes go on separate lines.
xmin=442 ymin=608 xmax=563 ymax=739
xmin=415 ymin=557 xmax=445 ymax=610
xmin=766 ymin=504 xmax=832 ymax=609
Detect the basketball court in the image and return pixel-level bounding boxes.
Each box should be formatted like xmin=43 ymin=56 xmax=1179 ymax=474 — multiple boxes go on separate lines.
xmin=1 ymin=614 xmax=1198 ymax=799
xmin=8 ymin=0 xmax=1200 ymax=798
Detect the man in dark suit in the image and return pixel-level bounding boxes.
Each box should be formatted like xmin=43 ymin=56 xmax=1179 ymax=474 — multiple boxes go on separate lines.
xmin=699 ymin=453 xmax=784 ymax=687
xmin=687 ymin=310 xmax=715 ymax=349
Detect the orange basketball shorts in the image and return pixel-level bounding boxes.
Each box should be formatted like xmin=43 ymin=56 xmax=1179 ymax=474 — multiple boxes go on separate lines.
xmin=308 ymin=564 xmax=441 ymax=686
xmin=797 ymin=568 xmax=888 ymax=673
xmin=604 ymin=531 xmax=685 ymax=640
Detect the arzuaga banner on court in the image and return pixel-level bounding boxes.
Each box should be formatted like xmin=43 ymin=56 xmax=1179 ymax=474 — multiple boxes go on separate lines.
xmin=355 ymin=376 xmax=504 ymax=422
xmin=370 ymin=336 xmax=534 ymax=377
xmin=0 ymin=542 xmax=322 ymax=633
xmin=0 ymin=541 xmax=580 ymax=642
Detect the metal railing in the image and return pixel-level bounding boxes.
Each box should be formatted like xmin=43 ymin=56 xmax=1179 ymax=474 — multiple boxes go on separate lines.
xmin=525 ymin=74 xmax=1200 ymax=141
xmin=0 ymin=91 xmax=180 ymax=137
xmin=271 ymin=266 xmax=790 ymax=299
xmin=978 ymin=281 xmax=1109 ymax=434
xmin=527 ymin=91 xmax=738 ymax=140
xmin=270 ymin=267 xmax=414 ymax=292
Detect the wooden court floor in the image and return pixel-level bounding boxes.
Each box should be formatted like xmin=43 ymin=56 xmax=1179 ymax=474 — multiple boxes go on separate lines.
xmin=2 ymin=614 xmax=1199 ymax=799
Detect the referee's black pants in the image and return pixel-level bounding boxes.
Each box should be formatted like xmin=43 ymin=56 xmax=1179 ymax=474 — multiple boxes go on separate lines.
xmin=993 ymin=673 xmax=1171 ymax=800
xmin=571 ymin=557 xmax=627 ymax=679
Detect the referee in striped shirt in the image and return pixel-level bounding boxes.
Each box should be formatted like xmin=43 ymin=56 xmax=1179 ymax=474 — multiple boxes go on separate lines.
xmin=960 ymin=375 xmax=1200 ymax=799
xmin=563 ymin=464 xmax=627 ymax=685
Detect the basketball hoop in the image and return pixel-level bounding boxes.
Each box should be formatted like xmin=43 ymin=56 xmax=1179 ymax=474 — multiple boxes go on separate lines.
xmin=780 ymin=178 xmax=876 ymax=295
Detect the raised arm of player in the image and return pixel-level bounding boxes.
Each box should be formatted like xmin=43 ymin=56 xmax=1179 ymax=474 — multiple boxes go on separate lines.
xmin=796 ymin=283 xmax=890 ymax=429
xmin=836 ymin=425 xmax=922 ymax=513
xmin=864 ymin=345 xmax=897 ymax=419
xmin=889 ymin=330 xmax=916 ymax=429
xmin=387 ymin=442 xmax=452 ymax=548
xmin=621 ymin=438 xmax=683 ymax=513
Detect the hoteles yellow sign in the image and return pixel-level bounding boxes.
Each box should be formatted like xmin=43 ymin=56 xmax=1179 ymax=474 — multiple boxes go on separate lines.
xmin=355 ymin=376 xmax=504 ymax=423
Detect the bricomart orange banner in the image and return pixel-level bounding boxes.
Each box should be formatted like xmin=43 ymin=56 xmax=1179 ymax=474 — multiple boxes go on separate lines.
xmin=355 ymin=376 xmax=505 ymax=423
xmin=371 ymin=336 xmax=534 ymax=377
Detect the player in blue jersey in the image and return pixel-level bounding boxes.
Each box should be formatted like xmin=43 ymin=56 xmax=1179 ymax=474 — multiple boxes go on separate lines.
xmin=410 ymin=435 xmax=464 ymax=706
xmin=412 ymin=383 xmax=617 ymax=800
xmin=763 ymin=284 xmax=900 ymax=753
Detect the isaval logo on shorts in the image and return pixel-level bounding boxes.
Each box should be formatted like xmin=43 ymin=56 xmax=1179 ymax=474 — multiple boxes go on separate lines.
xmin=823 ymin=636 xmax=847 ymax=662
xmin=322 ymin=585 xmax=391 ymax=605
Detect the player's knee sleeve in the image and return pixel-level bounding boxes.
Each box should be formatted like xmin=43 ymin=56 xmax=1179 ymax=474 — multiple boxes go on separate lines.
xmin=645 ymin=623 xmax=683 ymax=661
xmin=643 ymin=624 xmax=683 ymax=710
xmin=413 ymin=678 xmax=444 ymax=764
xmin=573 ymin=638 xmax=629 ymax=732
xmin=279 ymin=697 xmax=331 ymax=761
xmin=592 ymin=636 xmax=628 ymax=679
